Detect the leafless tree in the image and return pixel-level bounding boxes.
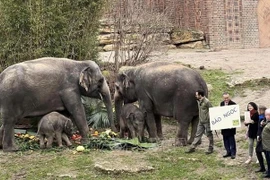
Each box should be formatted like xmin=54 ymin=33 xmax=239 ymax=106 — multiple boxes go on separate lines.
xmin=105 ymin=0 xmax=173 ymax=71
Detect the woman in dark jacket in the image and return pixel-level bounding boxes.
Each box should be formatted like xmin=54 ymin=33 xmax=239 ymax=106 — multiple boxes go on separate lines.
xmin=244 ymin=102 xmax=259 ymax=164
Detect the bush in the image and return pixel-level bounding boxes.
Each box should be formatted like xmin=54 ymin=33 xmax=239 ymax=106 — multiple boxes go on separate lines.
xmin=0 ymin=0 xmax=106 ymax=71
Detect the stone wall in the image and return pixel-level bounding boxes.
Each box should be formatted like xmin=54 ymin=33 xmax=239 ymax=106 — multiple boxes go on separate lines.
xmin=98 ymin=19 xmax=207 ymax=52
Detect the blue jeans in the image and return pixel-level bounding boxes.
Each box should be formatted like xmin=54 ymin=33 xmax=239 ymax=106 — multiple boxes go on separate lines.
xmin=223 ymin=135 xmax=236 ymax=156
xmin=264 ymin=151 xmax=270 ymax=176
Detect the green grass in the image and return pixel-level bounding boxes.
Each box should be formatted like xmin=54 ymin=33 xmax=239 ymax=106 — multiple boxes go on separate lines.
xmin=0 ymin=147 xmax=255 ymax=180
xmin=199 ymin=70 xmax=233 ymax=106
xmin=199 ymin=69 xmax=269 ymax=106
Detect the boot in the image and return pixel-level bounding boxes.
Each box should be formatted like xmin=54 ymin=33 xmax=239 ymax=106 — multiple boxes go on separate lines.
xmin=205 ymin=148 xmax=213 ymax=154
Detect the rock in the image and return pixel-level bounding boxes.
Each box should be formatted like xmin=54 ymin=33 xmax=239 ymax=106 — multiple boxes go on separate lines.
xmin=178 ymin=41 xmax=204 ymax=49
xmin=103 ymin=44 xmax=115 ymax=51
xmin=94 ymin=162 xmax=155 ymax=174
xmin=226 ymin=82 xmax=235 ymax=88
xmin=199 ymin=65 xmax=205 ymax=70
xmin=102 ymin=44 xmax=137 ymax=52
xmin=165 ymin=44 xmax=177 ymax=49
xmin=98 ymin=34 xmax=118 ymax=45
xmin=99 ymin=18 xmax=114 ymax=26
xmin=207 ymin=84 xmax=213 ymax=91
xmin=171 ymin=30 xmax=204 ymax=44
xmin=99 ymin=26 xmax=115 ymax=34
xmin=58 ymin=173 xmax=77 ymax=178
xmin=149 ymin=33 xmax=171 ymax=44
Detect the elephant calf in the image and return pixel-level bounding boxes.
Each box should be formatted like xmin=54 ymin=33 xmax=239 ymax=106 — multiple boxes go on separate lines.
xmin=37 ymin=112 xmax=73 ymax=149
xmin=120 ymin=104 xmax=145 ymax=142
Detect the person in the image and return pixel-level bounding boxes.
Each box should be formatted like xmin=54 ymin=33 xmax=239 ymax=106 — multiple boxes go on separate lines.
xmin=185 ymin=90 xmax=214 ymax=154
xmin=244 ymin=102 xmax=259 ymax=164
xmin=220 ymin=92 xmax=237 ymax=159
xmin=255 ymin=105 xmax=267 ymax=173
xmin=262 ymin=108 xmax=270 ymax=178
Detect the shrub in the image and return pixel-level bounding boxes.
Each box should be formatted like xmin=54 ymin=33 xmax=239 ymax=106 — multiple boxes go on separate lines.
xmin=0 ymin=0 xmax=105 ymax=71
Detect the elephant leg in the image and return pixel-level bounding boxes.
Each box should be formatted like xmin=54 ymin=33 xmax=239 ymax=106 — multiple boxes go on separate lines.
xmin=55 ymin=132 xmax=63 ymax=147
xmin=127 ymin=124 xmax=136 ymax=139
xmin=62 ymin=133 xmax=72 ymax=147
xmin=46 ymin=134 xmax=54 ymax=148
xmin=39 ymin=135 xmax=46 ymax=149
xmin=2 ymin=118 xmax=18 ymax=152
xmin=61 ymin=92 xmax=89 ymax=144
xmin=187 ymin=115 xmax=199 ymax=145
xmin=146 ymin=112 xmax=158 ymax=143
xmin=0 ymin=125 xmax=3 ymax=148
xmin=175 ymin=114 xmax=191 ymax=146
xmin=155 ymin=114 xmax=163 ymax=140
xmin=119 ymin=117 xmax=125 ymax=138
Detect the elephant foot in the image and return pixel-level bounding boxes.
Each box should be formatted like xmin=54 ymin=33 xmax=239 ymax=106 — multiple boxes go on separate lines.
xmin=148 ymin=137 xmax=157 ymax=143
xmin=158 ymin=134 xmax=164 ymax=141
xmin=40 ymin=145 xmax=46 ymax=149
xmin=175 ymin=138 xmax=187 ymax=146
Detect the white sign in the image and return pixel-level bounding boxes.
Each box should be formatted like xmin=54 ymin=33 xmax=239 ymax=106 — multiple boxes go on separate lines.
xmin=209 ymin=105 xmax=241 ymax=130
xmin=244 ymin=111 xmax=253 ymax=124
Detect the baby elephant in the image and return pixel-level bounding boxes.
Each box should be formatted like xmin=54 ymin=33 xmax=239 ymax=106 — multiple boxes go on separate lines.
xmin=120 ymin=104 xmax=146 ymax=142
xmin=38 ymin=112 xmax=73 ymax=149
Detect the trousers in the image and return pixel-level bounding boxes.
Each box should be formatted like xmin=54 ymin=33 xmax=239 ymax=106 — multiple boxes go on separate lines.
xmin=223 ymin=135 xmax=236 ymax=156
xmin=191 ymin=121 xmax=214 ymax=150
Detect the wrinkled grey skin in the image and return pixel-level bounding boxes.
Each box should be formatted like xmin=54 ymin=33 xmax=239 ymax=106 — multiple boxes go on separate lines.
xmin=38 ymin=112 xmax=73 ymax=149
xmin=0 ymin=57 xmax=116 ymax=152
xmin=114 ymin=62 xmax=208 ymax=146
xmin=120 ymin=103 xmax=145 ymax=142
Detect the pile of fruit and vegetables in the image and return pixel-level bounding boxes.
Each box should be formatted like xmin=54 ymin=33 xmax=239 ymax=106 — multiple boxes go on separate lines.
xmin=14 ymin=129 xmax=157 ymax=152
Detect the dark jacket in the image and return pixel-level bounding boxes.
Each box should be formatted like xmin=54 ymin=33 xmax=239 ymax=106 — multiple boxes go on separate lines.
xmin=257 ymin=115 xmax=265 ymax=138
xmin=247 ymin=112 xmax=259 ymax=139
xmin=220 ymin=100 xmax=237 ymax=136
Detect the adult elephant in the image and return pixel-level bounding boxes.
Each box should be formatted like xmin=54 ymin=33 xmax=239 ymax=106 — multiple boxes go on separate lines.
xmin=114 ymin=61 xmax=208 ymax=146
xmin=0 ymin=57 xmax=116 ymax=152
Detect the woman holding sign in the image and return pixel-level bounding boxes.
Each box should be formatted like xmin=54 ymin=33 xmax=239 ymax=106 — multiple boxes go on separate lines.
xmin=244 ymin=102 xmax=259 ymax=164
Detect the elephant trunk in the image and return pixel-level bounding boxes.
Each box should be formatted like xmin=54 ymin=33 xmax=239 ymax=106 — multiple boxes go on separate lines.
xmin=114 ymin=90 xmax=123 ymax=131
xmin=100 ymin=81 xmax=117 ymax=132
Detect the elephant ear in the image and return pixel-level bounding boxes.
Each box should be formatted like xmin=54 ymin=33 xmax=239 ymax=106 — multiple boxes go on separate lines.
xmin=127 ymin=113 xmax=135 ymax=121
xmin=120 ymin=72 xmax=132 ymax=89
xmin=79 ymin=67 xmax=92 ymax=92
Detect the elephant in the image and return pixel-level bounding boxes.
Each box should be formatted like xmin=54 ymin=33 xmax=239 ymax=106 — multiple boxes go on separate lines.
xmin=0 ymin=57 xmax=116 ymax=152
xmin=37 ymin=112 xmax=73 ymax=149
xmin=114 ymin=61 xmax=208 ymax=146
xmin=120 ymin=103 xmax=146 ymax=142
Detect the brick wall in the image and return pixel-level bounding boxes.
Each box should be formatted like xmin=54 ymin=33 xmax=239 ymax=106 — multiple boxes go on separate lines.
xmin=242 ymin=0 xmax=259 ymax=48
xmin=106 ymin=0 xmax=261 ymax=49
